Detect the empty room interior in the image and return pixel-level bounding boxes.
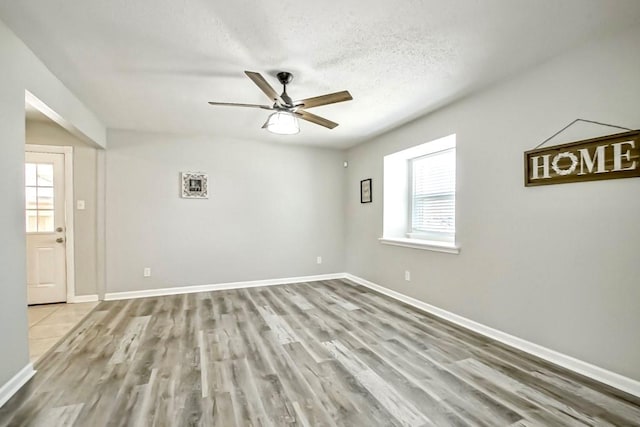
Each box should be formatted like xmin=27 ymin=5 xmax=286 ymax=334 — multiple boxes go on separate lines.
xmin=1 ymin=1 xmax=640 ymax=426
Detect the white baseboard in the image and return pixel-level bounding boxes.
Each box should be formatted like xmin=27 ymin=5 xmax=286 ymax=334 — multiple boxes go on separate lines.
xmin=104 ymin=273 xmax=345 ymax=301
xmin=343 ymin=273 xmax=640 ymax=398
xmin=0 ymin=363 xmax=35 ymax=408
xmin=67 ymin=294 xmax=99 ymax=303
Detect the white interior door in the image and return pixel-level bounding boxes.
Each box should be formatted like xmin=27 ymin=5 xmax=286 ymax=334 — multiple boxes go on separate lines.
xmin=25 ymin=151 xmax=67 ymax=305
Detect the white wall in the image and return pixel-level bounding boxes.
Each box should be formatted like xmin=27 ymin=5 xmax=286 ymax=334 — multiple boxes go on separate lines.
xmin=346 ymin=24 xmax=640 ymax=381
xmin=26 ymin=120 xmax=100 ymax=297
xmin=106 ymin=130 xmax=345 ymax=293
xmin=0 ymin=18 xmax=105 ymax=388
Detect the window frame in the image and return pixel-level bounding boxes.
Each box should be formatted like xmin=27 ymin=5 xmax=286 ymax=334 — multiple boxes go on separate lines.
xmin=380 ymin=134 xmax=459 ymax=254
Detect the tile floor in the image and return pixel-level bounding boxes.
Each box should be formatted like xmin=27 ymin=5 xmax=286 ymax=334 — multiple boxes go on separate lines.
xmin=28 ymin=301 xmax=99 ymax=363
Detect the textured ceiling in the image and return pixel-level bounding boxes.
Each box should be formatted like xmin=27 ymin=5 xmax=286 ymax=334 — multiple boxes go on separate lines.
xmin=2 ymin=1 xmax=640 ymax=148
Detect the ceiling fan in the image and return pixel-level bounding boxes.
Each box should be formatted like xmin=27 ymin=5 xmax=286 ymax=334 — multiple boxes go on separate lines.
xmin=208 ymin=71 xmax=353 ymax=135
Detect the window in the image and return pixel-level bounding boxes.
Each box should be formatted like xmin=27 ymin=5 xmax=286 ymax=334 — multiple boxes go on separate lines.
xmin=381 ymin=134 xmax=458 ymax=253
xmin=25 ymin=162 xmax=55 ymax=232
xmin=409 ymin=147 xmax=456 ymax=242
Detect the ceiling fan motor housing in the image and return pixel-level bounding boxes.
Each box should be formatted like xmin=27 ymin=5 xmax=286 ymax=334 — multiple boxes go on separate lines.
xmin=277 ymin=72 xmax=294 ymax=85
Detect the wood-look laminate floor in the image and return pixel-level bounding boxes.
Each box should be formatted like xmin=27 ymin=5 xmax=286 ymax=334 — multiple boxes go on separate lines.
xmin=1 ymin=279 xmax=639 ymax=426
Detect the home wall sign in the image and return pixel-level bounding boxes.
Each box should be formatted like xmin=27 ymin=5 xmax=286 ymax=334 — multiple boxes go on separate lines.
xmin=524 ymin=130 xmax=640 ymax=187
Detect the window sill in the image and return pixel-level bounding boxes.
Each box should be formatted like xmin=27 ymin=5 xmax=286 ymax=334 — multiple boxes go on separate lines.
xmin=378 ymin=237 xmax=460 ymax=254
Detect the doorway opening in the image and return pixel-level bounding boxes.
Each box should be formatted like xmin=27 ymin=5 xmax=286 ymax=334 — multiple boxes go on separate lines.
xmin=24 ymin=96 xmax=100 ymax=363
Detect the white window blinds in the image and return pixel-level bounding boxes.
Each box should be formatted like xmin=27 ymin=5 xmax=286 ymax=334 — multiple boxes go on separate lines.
xmin=410 ymin=148 xmax=456 ymax=240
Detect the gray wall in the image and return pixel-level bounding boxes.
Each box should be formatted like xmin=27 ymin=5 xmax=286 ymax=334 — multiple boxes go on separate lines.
xmin=0 ymin=17 xmax=104 ymax=388
xmin=26 ymin=120 xmax=100 ymax=297
xmin=345 ymin=24 xmax=640 ymax=381
xmin=106 ymin=130 xmax=345 ymax=293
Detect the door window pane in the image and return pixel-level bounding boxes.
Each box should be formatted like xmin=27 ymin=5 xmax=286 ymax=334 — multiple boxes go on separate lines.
xmin=26 ymin=210 xmax=38 ymax=233
xmin=37 ymin=164 xmax=54 ymax=187
xmin=25 ymin=187 xmax=38 ymax=210
xmin=25 ymin=163 xmax=37 ymax=186
xmin=37 ymin=187 xmax=54 ymax=210
xmin=37 ymin=210 xmax=54 ymax=232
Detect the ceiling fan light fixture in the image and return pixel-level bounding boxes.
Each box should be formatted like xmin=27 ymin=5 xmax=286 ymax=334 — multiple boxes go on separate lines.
xmin=265 ymin=111 xmax=299 ymax=135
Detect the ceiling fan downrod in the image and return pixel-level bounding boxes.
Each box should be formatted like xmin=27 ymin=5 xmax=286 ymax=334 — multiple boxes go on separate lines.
xmin=276 ymin=72 xmax=294 ymax=107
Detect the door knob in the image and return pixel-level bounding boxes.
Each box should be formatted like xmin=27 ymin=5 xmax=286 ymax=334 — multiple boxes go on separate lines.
xmin=56 ymin=237 xmax=64 ymax=243
xmin=56 ymin=227 xmax=64 ymax=232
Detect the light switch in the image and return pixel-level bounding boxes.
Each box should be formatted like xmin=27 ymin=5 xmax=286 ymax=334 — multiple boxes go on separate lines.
xmin=77 ymin=200 xmax=85 ymax=210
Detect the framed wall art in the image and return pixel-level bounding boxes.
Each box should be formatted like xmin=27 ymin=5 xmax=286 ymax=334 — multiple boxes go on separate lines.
xmin=181 ymin=172 xmax=208 ymax=198
xmin=360 ymin=178 xmax=372 ymax=203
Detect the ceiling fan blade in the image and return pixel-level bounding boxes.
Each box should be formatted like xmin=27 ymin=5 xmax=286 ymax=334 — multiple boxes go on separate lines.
xmin=294 ymin=90 xmax=352 ymax=109
xmin=208 ymin=102 xmax=273 ymax=110
xmin=244 ymin=71 xmax=285 ymax=106
xmin=294 ymin=110 xmax=339 ymax=129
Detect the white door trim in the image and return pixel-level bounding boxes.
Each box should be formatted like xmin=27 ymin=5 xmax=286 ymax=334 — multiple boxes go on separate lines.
xmin=25 ymin=144 xmax=76 ymax=302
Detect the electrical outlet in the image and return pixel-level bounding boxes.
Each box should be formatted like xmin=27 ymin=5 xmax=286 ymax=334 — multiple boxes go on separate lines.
xmin=77 ymin=200 xmax=85 ymax=210
xmin=143 ymin=267 xmax=151 ymax=277
xmin=405 ymin=270 xmax=411 ymax=281
xmin=317 ymin=256 xmax=322 ymax=264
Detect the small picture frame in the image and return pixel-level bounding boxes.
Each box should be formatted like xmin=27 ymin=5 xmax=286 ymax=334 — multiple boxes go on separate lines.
xmin=360 ymin=178 xmax=372 ymax=203
xmin=181 ymin=172 xmax=208 ymax=198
